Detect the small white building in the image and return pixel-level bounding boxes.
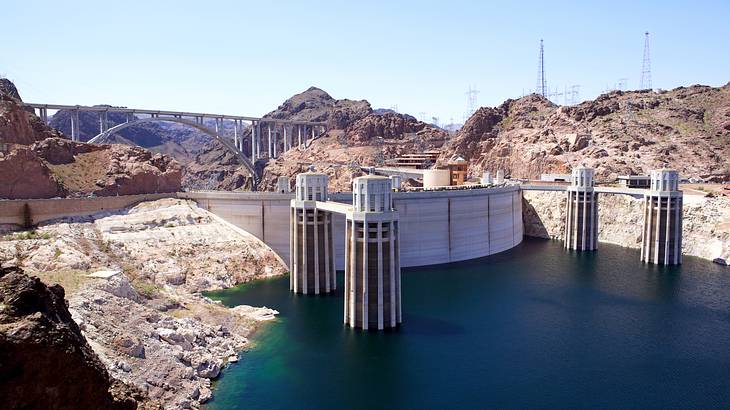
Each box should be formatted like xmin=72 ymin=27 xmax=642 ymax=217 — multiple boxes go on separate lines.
xmin=617 ymin=175 xmax=651 ymax=189
xmin=540 ymin=173 xmax=572 ymax=182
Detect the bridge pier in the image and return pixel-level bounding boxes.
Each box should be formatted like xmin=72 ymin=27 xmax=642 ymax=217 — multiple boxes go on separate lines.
xmin=290 ymin=171 xmax=336 ymax=294
xmin=345 ymin=175 xmax=401 ymax=330
xmin=250 ymin=121 xmax=256 ymax=161
xmin=233 ymin=119 xmax=238 ymax=149
xmin=641 ymin=169 xmax=683 ymax=265
xmin=564 ymin=166 xmax=598 ymax=251
xmin=99 ymin=111 xmax=109 ymax=134
xmin=36 ymin=107 xmax=48 ymax=124
xmin=70 ymin=109 xmax=80 ymax=141
xmin=283 ymin=126 xmax=288 ymax=152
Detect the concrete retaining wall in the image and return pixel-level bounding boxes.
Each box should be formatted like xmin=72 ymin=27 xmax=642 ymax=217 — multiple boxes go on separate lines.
xmin=0 ymin=193 xmax=176 ymax=227
xmin=179 ymin=191 xmax=293 ymax=264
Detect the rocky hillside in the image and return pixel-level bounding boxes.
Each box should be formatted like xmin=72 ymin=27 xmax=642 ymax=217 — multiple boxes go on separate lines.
xmin=0 ymin=198 xmax=287 ymax=408
xmin=50 ymin=107 xmax=249 ymax=190
xmin=264 ymin=86 xmax=372 ymax=128
xmin=522 ymin=190 xmax=730 ymax=265
xmin=1 ymin=138 xmax=181 ymax=199
xmin=0 ymin=80 xmax=184 ymax=200
xmin=441 ymin=84 xmax=730 ymax=182
xmin=0 ymin=266 xmax=141 ymax=409
xmin=0 ymin=79 xmax=64 ymax=145
xmin=259 ymin=95 xmax=449 ymax=191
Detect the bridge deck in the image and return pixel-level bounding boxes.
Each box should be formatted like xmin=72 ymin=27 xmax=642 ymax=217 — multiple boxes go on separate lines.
xmin=25 ymin=103 xmax=327 ymax=126
xmin=520 ymin=184 xmax=648 ymax=197
xmin=314 ymin=201 xmax=351 ymax=214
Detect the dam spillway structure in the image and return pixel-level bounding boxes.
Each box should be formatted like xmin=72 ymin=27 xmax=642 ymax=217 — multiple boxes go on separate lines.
xmin=290 ymin=171 xmax=336 ymax=294
xmin=564 ymin=165 xmax=598 ymax=251
xmin=344 ymin=175 xmax=401 ymax=330
xmin=641 ymin=168 xmax=683 ymax=265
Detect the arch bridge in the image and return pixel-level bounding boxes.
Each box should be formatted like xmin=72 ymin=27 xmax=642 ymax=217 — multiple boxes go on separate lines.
xmin=25 ymin=103 xmax=328 ymax=176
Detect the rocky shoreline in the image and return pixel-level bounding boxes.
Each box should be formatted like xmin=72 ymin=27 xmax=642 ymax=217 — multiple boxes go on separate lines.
xmin=522 ymin=189 xmax=730 ymax=265
xmin=0 ymin=198 xmax=288 ymax=409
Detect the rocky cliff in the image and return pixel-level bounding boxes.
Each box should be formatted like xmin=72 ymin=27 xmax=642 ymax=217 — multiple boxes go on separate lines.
xmin=0 ymin=198 xmax=287 ymax=408
xmin=264 ymin=86 xmax=372 ymax=129
xmin=0 ymin=266 xmax=141 ymax=409
xmin=259 ymin=109 xmax=449 ymax=191
xmin=0 ymin=138 xmax=182 ymax=199
xmin=181 ymin=140 xmax=255 ymax=191
xmin=0 ymin=80 xmax=184 ymax=199
xmin=49 ymin=107 xmax=235 ymax=190
xmin=0 ymin=79 xmax=64 ymax=145
xmin=522 ymin=190 xmax=730 ymax=265
xmin=442 ymin=84 xmax=730 ymax=182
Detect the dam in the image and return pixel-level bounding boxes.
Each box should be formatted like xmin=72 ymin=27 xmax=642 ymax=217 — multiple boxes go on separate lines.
xmin=0 ymin=166 xmax=689 ymax=331
xmin=179 ymin=182 xmax=524 ymax=270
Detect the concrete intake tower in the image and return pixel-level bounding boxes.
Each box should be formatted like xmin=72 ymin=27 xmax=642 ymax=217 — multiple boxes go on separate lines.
xmin=641 ymin=168 xmax=683 ymax=265
xmin=345 ymin=175 xmax=402 ymax=330
xmin=290 ymin=171 xmax=336 ymax=294
xmin=564 ymin=166 xmax=598 ymax=251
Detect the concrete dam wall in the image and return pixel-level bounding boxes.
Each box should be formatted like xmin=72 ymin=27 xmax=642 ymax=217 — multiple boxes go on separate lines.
xmin=183 ymin=186 xmax=524 ymax=269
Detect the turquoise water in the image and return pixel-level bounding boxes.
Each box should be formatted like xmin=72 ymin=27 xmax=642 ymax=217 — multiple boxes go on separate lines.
xmin=206 ymin=238 xmax=730 ymax=409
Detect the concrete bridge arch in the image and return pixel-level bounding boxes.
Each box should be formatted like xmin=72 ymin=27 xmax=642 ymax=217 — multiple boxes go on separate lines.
xmin=87 ymin=116 xmax=256 ymax=176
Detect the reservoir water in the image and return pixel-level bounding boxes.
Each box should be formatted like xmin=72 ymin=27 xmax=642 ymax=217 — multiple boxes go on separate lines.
xmin=206 ymin=238 xmax=730 ymax=409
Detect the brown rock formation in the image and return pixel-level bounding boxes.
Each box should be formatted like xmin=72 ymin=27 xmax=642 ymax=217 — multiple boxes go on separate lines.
xmin=441 ymin=83 xmax=730 ymax=182
xmin=0 ymin=266 xmax=140 ymax=409
xmin=0 ymin=79 xmax=64 ymax=146
xmin=182 ymin=140 xmax=254 ymax=191
xmin=0 ymin=147 xmax=66 ymax=199
xmin=259 ymin=113 xmax=449 ymax=192
xmin=0 ymin=80 xmax=184 ymax=199
xmin=0 ymin=138 xmax=182 ymax=199
xmin=264 ymin=86 xmax=372 ymax=128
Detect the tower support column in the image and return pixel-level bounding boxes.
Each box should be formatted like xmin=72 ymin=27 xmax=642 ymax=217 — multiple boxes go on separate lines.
xmin=290 ymin=170 xmax=336 ymax=294
xmin=641 ymin=169 xmax=682 ymax=265
xmin=344 ymin=175 xmax=401 ymax=330
xmin=564 ymin=165 xmax=598 ymax=251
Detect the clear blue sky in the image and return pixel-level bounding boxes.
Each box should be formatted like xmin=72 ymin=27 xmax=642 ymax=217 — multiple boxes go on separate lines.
xmin=2 ymin=0 xmax=728 ymax=123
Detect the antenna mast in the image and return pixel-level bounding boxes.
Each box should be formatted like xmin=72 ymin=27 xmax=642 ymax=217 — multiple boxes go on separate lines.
xmin=640 ymin=32 xmax=652 ymax=90
xmin=536 ymin=39 xmax=547 ymax=97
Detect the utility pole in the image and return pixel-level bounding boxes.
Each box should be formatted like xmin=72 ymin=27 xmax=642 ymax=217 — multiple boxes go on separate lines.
xmin=640 ymin=32 xmax=652 ymax=90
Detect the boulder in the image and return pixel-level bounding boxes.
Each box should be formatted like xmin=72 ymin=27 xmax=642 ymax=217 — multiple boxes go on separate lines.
xmin=0 ymin=266 xmax=140 ymax=409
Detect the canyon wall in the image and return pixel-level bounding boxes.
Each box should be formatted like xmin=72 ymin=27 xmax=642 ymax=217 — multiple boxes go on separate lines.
xmin=522 ymin=190 xmax=730 ymax=265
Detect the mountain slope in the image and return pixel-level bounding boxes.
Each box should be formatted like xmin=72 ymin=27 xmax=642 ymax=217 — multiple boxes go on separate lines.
xmin=441 ymin=83 xmax=730 ymax=182
xmin=0 ymin=79 xmax=64 ymax=145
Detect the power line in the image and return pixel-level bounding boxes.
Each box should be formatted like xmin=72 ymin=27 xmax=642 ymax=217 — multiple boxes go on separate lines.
xmin=640 ymin=32 xmax=652 ymax=90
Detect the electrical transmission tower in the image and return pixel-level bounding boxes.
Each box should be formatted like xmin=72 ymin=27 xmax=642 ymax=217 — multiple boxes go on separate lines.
xmin=464 ymin=85 xmax=479 ymax=121
xmin=536 ymin=39 xmax=547 ymax=97
xmin=640 ymin=32 xmax=652 ymax=90
xmin=566 ymin=85 xmax=580 ymax=105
